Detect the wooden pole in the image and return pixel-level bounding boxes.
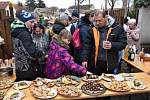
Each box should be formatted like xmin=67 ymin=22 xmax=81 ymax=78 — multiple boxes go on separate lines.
xmin=78 ymin=0 xmax=80 ymax=18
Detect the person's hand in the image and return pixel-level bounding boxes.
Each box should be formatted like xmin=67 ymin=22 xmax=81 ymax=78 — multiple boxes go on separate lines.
xmin=86 ymin=71 xmax=93 ymax=75
xmin=103 ymin=41 xmax=112 ymax=49
xmin=45 ymin=55 xmax=48 ymax=58
xmin=0 ymin=36 xmax=4 ymax=45
xmin=82 ymin=61 xmax=88 ymax=68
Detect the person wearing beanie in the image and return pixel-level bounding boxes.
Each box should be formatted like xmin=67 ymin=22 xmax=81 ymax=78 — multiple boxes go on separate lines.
xmin=67 ymin=10 xmax=79 ymax=57
xmin=11 ymin=10 xmax=44 ymax=81
xmin=52 ymin=13 xmax=69 ymax=34
xmin=18 ymin=11 xmax=35 ymax=30
xmin=70 ymin=10 xmax=79 ymax=34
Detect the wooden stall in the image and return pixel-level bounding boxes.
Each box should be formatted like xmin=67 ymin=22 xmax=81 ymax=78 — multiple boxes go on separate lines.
xmin=0 ymin=8 xmax=13 ymax=59
xmin=105 ymin=8 xmax=125 ymax=25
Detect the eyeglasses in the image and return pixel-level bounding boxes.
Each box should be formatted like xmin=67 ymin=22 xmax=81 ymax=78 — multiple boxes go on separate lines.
xmin=30 ymin=20 xmax=35 ymax=23
xmin=90 ymin=13 xmax=95 ymax=17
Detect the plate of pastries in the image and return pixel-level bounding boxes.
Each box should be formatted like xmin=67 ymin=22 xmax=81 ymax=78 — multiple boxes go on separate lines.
xmin=31 ymin=85 xmax=57 ymax=99
xmin=57 ymin=86 xmax=82 ymax=97
xmin=81 ymin=81 xmax=106 ymax=96
xmin=104 ymin=80 xmax=131 ymax=92
xmin=13 ymin=81 xmax=32 ymax=90
xmin=33 ymin=77 xmax=55 ymax=88
xmin=82 ymin=74 xmax=101 ymax=82
xmin=55 ymin=75 xmax=80 ymax=87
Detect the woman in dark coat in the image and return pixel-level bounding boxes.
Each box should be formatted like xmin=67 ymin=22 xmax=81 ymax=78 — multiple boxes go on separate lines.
xmin=74 ymin=11 xmax=95 ymax=65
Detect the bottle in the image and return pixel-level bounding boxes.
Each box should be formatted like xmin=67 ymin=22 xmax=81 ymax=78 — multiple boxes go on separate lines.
xmin=132 ymin=45 xmax=136 ymax=54
xmin=128 ymin=45 xmax=135 ymax=61
xmin=139 ymin=48 xmax=145 ymax=62
xmin=130 ymin=48 xmax=135 ymax=61
xmin=128 ymin=46 xmax=132 ymax=60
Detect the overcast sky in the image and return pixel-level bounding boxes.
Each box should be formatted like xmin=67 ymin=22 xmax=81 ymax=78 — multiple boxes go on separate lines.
xmin=9 ymin=0 xmax=124 ymax=9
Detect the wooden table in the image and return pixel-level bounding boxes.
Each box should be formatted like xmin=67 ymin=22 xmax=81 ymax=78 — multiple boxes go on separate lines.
xmin=122 ymin=55 xmax=150 ymax=73
xmin=2 ymin=72 xmax=150 ymax=100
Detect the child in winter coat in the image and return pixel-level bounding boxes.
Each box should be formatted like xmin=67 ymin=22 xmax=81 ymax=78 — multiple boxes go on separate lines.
xmin=45 ymin=29 xmax=87 ymax=79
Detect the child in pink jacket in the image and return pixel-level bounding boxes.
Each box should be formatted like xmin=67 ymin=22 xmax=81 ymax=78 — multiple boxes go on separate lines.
xmin=45 ymin=29 xmax=87 ymax=79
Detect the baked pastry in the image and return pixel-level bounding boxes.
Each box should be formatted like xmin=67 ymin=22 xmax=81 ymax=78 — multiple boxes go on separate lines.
xmin=0 ymin=79 xmax=14 ymax=89
xmin=101 ymin=73 xmax=115 ymax=81
xmin=31 ymin=86 xmax=57 ymax=99
xmin=104 ymin=80 xmax=131 ymax=91
xmin=33 ymin=78 xmax=54 ymax=87
xmin=58 ymin=86 xmax=81 ymax=97
xmin=56 ymin=75 xmax=79 ymax=87
xmin=0 ymin=90 xmax=5 ymax=100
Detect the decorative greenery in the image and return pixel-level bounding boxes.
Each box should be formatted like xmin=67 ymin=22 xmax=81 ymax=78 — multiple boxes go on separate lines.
xmin=37 ymin=0 xmax=46 ymax=8
xmin=135 ymin=0 xmax=150 ymax=8
xmin=25 ymin=0 xmax=37 ymax=11
xmin=25 ymin=0 xmax=46 ymax=11
xmin=17 ymin=1 xmax=23 ymax=7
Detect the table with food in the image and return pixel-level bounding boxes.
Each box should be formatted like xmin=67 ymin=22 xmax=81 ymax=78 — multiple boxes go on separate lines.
xmin=1 ymin=72 xmax=150 ymax=100
xmin=122 ymin=54 xmax=150 ymax=73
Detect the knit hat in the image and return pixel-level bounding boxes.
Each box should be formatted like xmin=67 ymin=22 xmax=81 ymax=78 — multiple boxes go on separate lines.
xmin=59 ymin=13 xmax=69 ymax=21
xmin=18 ymin=10 xmax=35 ymax=22
xmin=72 ymin=10 xmax=79 ymax=17
xmin=128 ymin=19 xmax=136 ymax=24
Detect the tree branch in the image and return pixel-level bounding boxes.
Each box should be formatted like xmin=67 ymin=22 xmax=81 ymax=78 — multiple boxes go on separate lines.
xmin=108 ymin=0 xmax=112 ymax=6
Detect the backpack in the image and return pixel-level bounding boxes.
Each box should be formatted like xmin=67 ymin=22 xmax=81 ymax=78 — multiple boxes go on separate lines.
xmin=72 ymin=28 xmax=82 ymax=49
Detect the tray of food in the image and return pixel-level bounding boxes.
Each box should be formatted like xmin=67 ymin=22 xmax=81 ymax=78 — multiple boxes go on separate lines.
xmin=31 ymin=86 xmax=57 ymax=99
xmin=101 ymin=73 xmax=115 ymax=81
xmin=57 ymin=86 xmax=82 ymax=97
xmin=3 ymin=90 xmax=25 ymax=100
xmin=82 ymin=74 xmax=101 ymax=82
xmin=55 ymin=75 xmax=80 ymax=87
xmin=81 ymin=81 xmax=106 ymax=96
xmin=104 ymin=80 xmax=131 ymax=92
xmin=0 ymin=79 xmax=14 ymax=89
xmin=131 ymin=79 xmax=147 ymax=90
xmin=33 ymin=77 xmax=54 ymax=87
xmin=13 ymin=81 xmax=32 ymax=90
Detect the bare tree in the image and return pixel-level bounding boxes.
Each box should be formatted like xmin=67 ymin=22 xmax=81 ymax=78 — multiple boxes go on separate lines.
xmin=107 ymin=0 xmax=117 ymax=10
xmin=50 ymin=6 xmax=58 ymax=15
xmin=122 ymin=0 xmax=129 ymax=16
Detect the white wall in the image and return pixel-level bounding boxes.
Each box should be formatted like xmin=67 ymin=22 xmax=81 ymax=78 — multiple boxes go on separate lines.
xmin=138 ymin=7 xmax=150 ymax=44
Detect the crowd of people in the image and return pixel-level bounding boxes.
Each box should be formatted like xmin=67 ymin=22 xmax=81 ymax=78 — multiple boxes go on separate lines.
xmin=10 ymin=9 xmax=140 ymax=81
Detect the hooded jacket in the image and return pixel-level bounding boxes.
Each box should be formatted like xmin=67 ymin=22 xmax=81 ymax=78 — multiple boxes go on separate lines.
xmin=45 ymin=35 xmax=86 ymax=79
xmin=52 ymin=21 xmax=66 ymax=34
xmin=11 ymin=20 xmax=44 ymax=80
xmin=81 ymin=16 xmax=127 ymax=73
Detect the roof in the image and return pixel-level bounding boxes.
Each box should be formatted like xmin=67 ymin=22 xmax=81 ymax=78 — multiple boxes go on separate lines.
xmin=14 ymin=4 xmax=25 ymax=12
xmin=68 ymin=4 xmax=94 ymax=10
xmin=0 ymin=1 xmax=9 ymax=9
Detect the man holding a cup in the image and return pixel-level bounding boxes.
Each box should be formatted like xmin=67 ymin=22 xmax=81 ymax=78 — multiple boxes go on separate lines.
xmin=81 ymin=11 xmax=127 ymax=75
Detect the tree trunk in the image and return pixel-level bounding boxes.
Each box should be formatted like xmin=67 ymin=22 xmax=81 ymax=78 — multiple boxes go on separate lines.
xmin=77 ymin=0 xmax=80 ymax=17
xmin=122 ymin=0 xmax=129 ymax=17
xmin=105 ymin=0 xmax=107 ymax=10
xmin=122 ymin=0 xmax=128 ymax=8
xmin=89 ymin=0 xmax=90 ymax=9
